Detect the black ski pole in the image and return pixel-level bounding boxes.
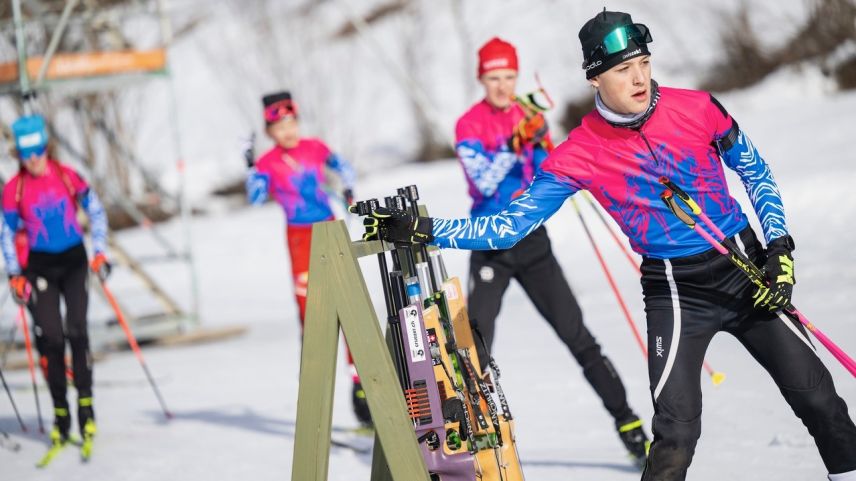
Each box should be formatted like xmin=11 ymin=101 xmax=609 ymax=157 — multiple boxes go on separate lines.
xmin=353 ymin=199 xmax=411 ymax=389
xmin=384 ymin=195 xmax=422 ymax=303
xmin=0 ymin=364 xmax=26 ymax=431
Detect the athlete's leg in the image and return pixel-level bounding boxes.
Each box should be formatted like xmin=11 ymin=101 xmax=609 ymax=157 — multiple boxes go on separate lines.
xmin=516 ymin=227 xmax=633 ymax=421
xmin=467 ymin=248 xmax=514 ymax=369
xmin=59 ymin=246 xmax=94 ymax=435
xmin=730 ymin=229 xmax=856 ymax=475
xmin=640 ymin=257 xmax=720 ymax=481
xmin=25 ymin=266 xmax=71 ymax=437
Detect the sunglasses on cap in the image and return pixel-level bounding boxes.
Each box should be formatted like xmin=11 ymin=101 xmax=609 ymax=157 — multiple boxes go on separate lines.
xmin=585 ymin=23 xmax=652 ymax=64
xmin=264 ymin=99 xmax=298 ymax=124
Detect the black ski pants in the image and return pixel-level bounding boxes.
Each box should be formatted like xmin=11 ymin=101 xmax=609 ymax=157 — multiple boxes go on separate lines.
xmin=468 ymin=225 xmax=634 ymax=422
xmin=640 ymin=226 xmax=856 ymax=480
xmin=25 ymin=243 xmax=92 ymax=412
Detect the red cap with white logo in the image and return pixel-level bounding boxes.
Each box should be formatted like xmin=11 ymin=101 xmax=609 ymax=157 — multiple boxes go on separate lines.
xmin=477 ymin=37 xmax=518 ymax=78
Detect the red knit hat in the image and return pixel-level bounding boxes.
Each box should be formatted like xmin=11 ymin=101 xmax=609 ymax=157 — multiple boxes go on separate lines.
xmin=477 ymin=37 xmax=518 ymax=77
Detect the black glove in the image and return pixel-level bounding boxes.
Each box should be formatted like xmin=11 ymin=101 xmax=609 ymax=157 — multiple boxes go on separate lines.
xmin=753 ymin=235 xmax=795 ymax=311
xmin=242 ymin=132 xmax=256 ymax=168
xmin=349 ymin=206 xmax=434 ymax=244
xmin=343 ymin=188 xmax=355 ymax=207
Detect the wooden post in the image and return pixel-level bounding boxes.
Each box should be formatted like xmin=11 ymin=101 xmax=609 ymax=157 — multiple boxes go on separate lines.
xmin=291 ymin=220 xmax=430 ymax=481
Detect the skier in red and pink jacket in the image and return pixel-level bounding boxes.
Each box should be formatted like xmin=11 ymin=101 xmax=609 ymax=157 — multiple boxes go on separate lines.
xmin=244 ymin=91 xmax=370 ymax=426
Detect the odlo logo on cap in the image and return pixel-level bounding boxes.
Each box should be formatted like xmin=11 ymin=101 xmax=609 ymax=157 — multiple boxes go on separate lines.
xmin=584 ymin=59 xmax=603 ymax=71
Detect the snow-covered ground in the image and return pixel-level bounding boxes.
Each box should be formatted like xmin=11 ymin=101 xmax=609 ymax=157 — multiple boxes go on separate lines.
xmin=2 ymin=74 xmax=856 ymax=481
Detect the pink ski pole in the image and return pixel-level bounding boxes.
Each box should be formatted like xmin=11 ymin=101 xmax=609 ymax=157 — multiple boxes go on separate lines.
xmin=659 ymin=179 xmax=856 ymax=378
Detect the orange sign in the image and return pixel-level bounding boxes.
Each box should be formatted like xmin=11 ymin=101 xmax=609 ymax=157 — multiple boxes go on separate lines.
xmin=0 ymin=49 xmax=166 ymax=84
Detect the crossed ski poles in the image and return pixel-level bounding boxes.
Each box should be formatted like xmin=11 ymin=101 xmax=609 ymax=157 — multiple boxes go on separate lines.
xmin=658 ymin=176 xmax=856 ymax=378
xmin=571 ymin=193 xmax=727 ymax=386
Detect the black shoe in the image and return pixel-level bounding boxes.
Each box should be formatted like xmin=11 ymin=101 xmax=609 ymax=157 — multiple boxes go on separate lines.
xmin=616 ymin=416 xmax=650 ymax=465
xmin=78 ymin=397 xmax=96 ymax=440
xmin=351 ymin=382 xmax=372 ymax=427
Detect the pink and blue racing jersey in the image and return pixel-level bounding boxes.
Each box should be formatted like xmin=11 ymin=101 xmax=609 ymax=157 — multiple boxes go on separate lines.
xmin=1 ymin=161 xmax=108 ymax=275
xmin=455 ymin=100 xmax=549 ymax=217
xmin=433 ymin=86 xmax=789 ymax=259
xmin=246 ymin=138 xmax=355 ymax=226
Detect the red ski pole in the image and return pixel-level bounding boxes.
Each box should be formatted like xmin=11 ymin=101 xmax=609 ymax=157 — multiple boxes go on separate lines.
xmin=17 ymin=306 xmax=44 ymax=433
xmin=98 ymin=280 xmax=173 ymax=419
xmin=571 ymin=197 xmax=647 ymax=356
xmin=659 ymin=180 xmax=856 ymax=378
xmin=581 ymin=191 xmax=725 ymax=385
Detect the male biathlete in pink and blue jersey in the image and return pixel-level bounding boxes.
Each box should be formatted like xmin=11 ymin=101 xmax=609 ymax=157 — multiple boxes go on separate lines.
xmin=456 ymin=36 xmax=649 ymax=464
xmin=244 ymin=91 xmax=370 ymax=425
xmin=365 ymin=10 xmax=856 ymax=481
xmin=1 ymin=114 xmax=110 ymax=449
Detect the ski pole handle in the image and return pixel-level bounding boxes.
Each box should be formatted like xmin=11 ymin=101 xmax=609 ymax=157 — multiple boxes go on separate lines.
xmin=660 ymin=189 xmax=702 ymax=231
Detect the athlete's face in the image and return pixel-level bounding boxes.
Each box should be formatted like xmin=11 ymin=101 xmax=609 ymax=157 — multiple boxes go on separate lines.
xmin=589 ymin=55 xmax=652 ymax=115
xmin=480 ymin=69 xmax=518 ymax=109
xmin=22 ymin=152 xmax=47 ymax=176
xmin=266 ymin=117 xmax=300 ymax=149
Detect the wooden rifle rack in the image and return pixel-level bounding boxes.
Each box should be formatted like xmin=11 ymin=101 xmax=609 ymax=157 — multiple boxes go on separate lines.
xmin=291 ymin=219 xmax=431 ymax=481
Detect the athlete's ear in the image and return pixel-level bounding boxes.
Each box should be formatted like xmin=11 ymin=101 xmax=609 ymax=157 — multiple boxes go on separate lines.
xmin=588 ymin=77 xmax=600 ymax=89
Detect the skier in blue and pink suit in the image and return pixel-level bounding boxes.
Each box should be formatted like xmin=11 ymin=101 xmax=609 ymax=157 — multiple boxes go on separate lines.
xmin=245 ymin=91 xmax=370 ymax=426
xmin=455 ymin=36 xmax=649 ymax=463
xmin=364 ymin=10 xmax=856 ymax=480
xmin=1 ymin=113 xmax=110 ymax=449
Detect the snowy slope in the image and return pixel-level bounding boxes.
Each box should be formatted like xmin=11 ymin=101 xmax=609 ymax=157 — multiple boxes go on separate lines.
xmin=2 ymin=67 xmax=855 ymax=480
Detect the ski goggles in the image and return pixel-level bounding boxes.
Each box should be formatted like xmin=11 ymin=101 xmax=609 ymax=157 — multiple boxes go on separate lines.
xmin=586 ymin=23 xmax=652 ymax=63
xmin=264 ymin=99 xmax=298 ymax=124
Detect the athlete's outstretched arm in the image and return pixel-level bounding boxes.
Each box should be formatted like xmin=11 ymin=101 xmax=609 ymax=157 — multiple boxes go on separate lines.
xmin=432 ymin=170 xmax=577 ymax=250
